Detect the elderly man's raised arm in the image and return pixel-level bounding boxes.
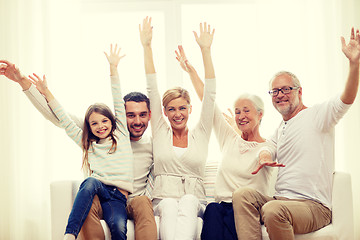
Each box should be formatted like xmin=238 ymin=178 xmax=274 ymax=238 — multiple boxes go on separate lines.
xmin=340 ymin=27 xmax=360 ymax=104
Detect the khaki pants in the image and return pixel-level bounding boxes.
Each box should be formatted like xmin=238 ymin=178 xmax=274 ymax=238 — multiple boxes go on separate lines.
xmin=78 ymin=195 xmax=157 ymax=240
xmin=232 ymin=187 xmax=332 ymax=240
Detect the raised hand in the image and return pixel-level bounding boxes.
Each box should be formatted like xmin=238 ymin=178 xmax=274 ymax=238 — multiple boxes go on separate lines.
xmin=175 ymin=45 xmax=196 ymax=73
xmin=28 ymin=73 xmax=48 ymax=96
xmin=0 ymin=59 xmax=30 ymax=83
xmin=252 ymin=151 xmax=285 ymax=175
xmin=139 ymin=16 xmax=153 ymax=47
xmin=193 ymin=22 xmax=215 ymax=50
xmin=104 ymin=44 xmax=125 ymax=68
xmin=222 ymin=108 xmax=242 ymax=135
xmin=341 ymin=27 xmax=360 ymax=64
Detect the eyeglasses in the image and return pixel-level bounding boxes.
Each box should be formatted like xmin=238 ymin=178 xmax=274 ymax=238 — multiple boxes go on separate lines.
xmin=268 ymin=86 xmax=300 ymax=97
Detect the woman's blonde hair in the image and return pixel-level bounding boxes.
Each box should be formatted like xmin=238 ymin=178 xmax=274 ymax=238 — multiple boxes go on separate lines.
xmin=81 ymin=103 xmax=117 ymax=174
xmin=162 ymin=87 xmax=191 ymax=108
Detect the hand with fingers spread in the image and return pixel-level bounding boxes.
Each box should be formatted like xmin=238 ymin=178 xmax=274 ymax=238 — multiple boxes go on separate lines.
xmin=0 ymin=60 xmax=31 ymax=89
xmin=104 ymin=44 xmax=126 ymax=68
xmin=222 ymin=108 xmax=242 ymax=136
xmin=193 ymin=22 xmax=215 ymax=50
xmin=175 ymin=45 xmax=196 ymax=74
xmin=104 ymin=44 xmax=125 ymax=76
xmin=139 ymin=16 xmax=155 ymax=74
xmin=341 ymin=27 xmax=360 ymax=64
xmin=139 ymin=16 xmax=153 ymax=48
xmin=28 ymin=73 xmax=54 ymax=102
xmin=251 ymin=151 xmax=285 ymax=175
xmin=340 ymin=27 xmax=360 ymax=105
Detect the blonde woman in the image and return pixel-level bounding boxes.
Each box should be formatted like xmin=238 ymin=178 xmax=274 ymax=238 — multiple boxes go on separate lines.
xmin=139 ymin=17 xmax=216 ymax=239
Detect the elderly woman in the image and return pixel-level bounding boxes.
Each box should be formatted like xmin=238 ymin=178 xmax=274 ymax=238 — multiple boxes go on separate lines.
xmin=175 ymin=46 xmax=284 ymax=240
xmin=139 ymin=17 xmax=216 ymax=240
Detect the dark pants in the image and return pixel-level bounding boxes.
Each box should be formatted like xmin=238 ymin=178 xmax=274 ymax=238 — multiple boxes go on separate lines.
xmin=65 ymin=177 xmax=128 ymax=240
xmin=201 ymin=202 xmax=237 ymax=240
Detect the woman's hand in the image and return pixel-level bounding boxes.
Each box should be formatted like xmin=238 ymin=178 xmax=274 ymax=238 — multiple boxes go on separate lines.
xmin=252 ymin=151 xmax=285 ymax=175
xmin=193 ymin=22 xmax=215 ymax=50
xmin=175 ymin=45 xmax=196 ymax=74
xmin=28 ymin=73 xmax=54 ymax=102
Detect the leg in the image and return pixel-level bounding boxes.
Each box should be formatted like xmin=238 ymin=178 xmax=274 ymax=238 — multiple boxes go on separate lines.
xmin=154 ymin=198 xmax=178 ymax=240
xmin=78 ymin=195 xmax=105 ymax=240
xmin=261 ymin=198 xmax=332 ymax=240
xmin=101 ymin=186 xmax=128 ymax=240
xmin=232 ymin=187 xmax=272 ymax=240
xmin=222 ymin=203 xmax=237 ymax=240
xmin=65 ymin=177 xmax=104 ymax=238
xmin=201 ymin=202 xmax=225 ymax=240
xmin=126 ymin=195 xmax=157 ymax=240
xmin=175 ymin=194 xmax=204 ymax=240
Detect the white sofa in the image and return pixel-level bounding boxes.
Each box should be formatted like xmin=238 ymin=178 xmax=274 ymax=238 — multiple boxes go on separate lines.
xmin=51 ymin=163 xmax=354 ymax=240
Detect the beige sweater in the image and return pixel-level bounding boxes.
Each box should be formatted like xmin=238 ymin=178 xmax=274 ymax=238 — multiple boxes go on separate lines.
xmin=146 ymin=73 xmax=216 ymax=204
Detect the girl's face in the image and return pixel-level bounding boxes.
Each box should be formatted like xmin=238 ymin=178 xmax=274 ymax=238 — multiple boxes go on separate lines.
xmin=164 ymin=97 xmax=192 ymax=131
xmin=234 ymin=98 xmax=262 ymax=134
xmin=88 ymin=112 xmax=113 ymax=139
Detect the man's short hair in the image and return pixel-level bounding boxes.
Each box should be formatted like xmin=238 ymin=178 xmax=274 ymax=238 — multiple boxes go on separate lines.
xmin=123 ymin=92 xmax=150 ymax=111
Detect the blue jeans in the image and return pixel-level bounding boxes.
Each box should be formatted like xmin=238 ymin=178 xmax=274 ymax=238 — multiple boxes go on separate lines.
xmin=201 ymin=202 xmax=237 ymax=240
xmin=65 ymin=177 xmax=128 ymax=239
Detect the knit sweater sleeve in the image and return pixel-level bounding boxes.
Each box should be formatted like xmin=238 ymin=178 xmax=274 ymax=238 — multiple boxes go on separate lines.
xmin=48 ymin=99 xmax=83 ymax=148
xmin=111 ymin=75 xmax=128 ymax=137
xmin=197 ymin=78 xmax=216 ymax=139
xmin=146 ymin=73 xmax=167 ymax=135
xmin=212 ymin=103 xmax=238 ymax=150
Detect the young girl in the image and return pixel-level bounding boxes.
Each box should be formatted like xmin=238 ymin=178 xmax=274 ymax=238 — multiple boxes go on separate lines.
xmin=28 ymin=45 xmax=133 ymax=240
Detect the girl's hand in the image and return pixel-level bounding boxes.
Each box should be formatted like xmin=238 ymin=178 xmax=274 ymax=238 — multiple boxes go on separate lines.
xmin=104 ymin=44 xmax=125 ymax=68
xmin=223 ymin=108 xmax=242 ymax=135
xmin=139 ymin=16 xmax=153 ymax=47
xmin=193 ymin=22 xmax=215 ymax=50
xmin=28 ymin=73 xmax=48 ymax=96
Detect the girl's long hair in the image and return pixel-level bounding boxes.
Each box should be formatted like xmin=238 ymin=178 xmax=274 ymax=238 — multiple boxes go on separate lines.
xmin=82 ymin=103 xmax=117 ymax=174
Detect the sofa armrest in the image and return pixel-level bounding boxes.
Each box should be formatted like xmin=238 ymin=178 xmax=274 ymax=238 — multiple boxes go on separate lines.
xmin=50 ymin=180 xmax=80 ymax=240
xmin=332 ymin=171 xmax=354 ymax=240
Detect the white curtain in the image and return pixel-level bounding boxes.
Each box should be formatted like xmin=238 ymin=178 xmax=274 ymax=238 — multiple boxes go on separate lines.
xmin=0 ymin=0 xmax=359 ymax=239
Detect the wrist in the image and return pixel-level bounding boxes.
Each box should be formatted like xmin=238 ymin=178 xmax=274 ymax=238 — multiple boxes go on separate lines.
xmin=19 ymin=77 xmax=31 ymax=90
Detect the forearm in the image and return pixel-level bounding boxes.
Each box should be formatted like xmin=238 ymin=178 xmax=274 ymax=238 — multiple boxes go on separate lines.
xmin=201 ymin=48 xmax=215 ymax=79
xmin=42 ymin=88 xmax=55 ymax=102
xmin=110 ymin=65 xmax=119 ymax=77
xmin=143 ymin=46 xmax=156 ymax=74
xmin=189 ymin=70 xmax=204 ymax=101
xmin=341 ymin=62 xmax=359 ymax=104
xmin=18 ymin=77 xmax=31 ymax=90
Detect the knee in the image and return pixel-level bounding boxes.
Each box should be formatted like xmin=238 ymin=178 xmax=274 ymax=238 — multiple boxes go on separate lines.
xmin=203 ymin=202 xmax=220 ymax=218
xmin=80 ymin=177 xmax=100 ymax=191
xmin=131 ymin=195 xmax=152 ymax=209
xmin=261 ymin=201 xmax=286 ymax=224
xmin=158 ymin=198 xmax=178 ymax=215
xmin=232 ymin=187 xmax=257 ymax=205
xmin=179 ymin=194 xmax=199 ymax=206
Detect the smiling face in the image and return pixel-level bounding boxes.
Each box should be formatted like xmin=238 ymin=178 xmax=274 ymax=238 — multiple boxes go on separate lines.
xmin=88 ymin=112 xmax=113 ymax=139
xmin=125 ymin=101 xmax=151 ymax=141
xmin=234 ymin=98 xmax=262 ymax=134
xmin=164 ymin=97 xmax=192 ymax=131
xmin=271 ymin=73 xmax=302 ymax=120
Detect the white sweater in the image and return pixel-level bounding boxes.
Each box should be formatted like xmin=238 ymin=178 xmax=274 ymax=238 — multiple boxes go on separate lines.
xmin=213 ymin=104 xmax=275 ymax=203
xmin=146 ymin=73 xmax=216 ymax=203
xmin=272 ymin=96 xmax=351 ymax=208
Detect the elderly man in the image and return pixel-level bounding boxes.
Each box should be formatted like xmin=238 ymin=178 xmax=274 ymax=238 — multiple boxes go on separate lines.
xmin=232 ymin=28 xmax=360 ymax=239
